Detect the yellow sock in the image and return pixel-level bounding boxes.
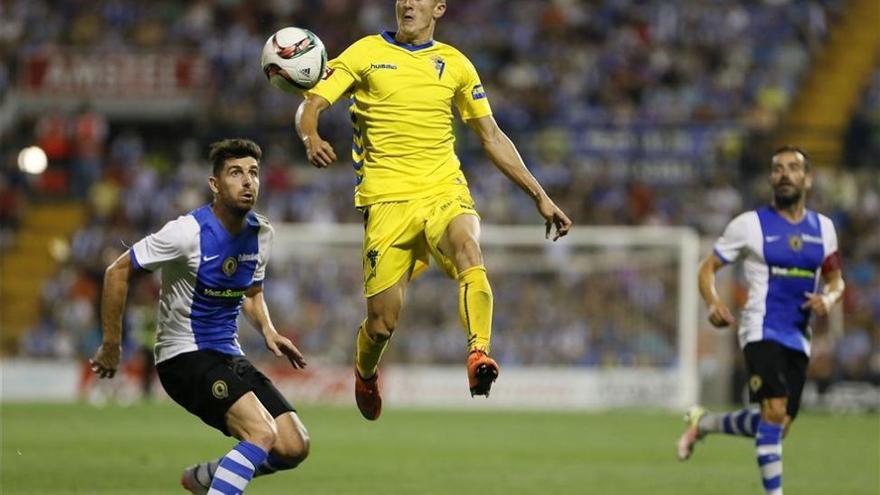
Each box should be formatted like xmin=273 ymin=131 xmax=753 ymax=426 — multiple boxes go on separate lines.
xmin=355 ymin=321 xmax=389 ymax=379
xmin=458 ymin=265 xmax=493 ymax=354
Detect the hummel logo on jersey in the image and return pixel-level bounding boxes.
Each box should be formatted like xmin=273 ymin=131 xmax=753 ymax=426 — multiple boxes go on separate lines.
xmin=370 ymin=63 xmax=398 ymax=70
xmin=202 ymin=254 xmax=220 ymax=262
xmin=765 ymin=235 xmax=781 ymax=242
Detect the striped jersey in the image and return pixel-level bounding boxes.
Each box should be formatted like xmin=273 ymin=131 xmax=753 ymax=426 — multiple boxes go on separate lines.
xmin=306 ymin=31 xmax=493 ymax=207
xmin=130 ymin=204 xmax=273 ymax=363
xmin=713 ymin=206 xmax=839 ymax=356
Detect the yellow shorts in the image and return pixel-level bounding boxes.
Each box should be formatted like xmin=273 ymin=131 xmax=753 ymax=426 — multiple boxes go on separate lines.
xmin=361 ymin=185 xmax=479 ymax=297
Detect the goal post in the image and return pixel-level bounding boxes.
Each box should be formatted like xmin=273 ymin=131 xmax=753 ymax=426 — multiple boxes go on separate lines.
xmin=271 ymin=224 xmax=700 ymax=410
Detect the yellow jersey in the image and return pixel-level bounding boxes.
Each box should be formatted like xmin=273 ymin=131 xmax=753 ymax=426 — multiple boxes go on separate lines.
xmin=307 ymin=32 xmax=493 ymax=207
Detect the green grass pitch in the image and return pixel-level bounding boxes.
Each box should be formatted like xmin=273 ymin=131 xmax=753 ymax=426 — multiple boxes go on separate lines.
xmin=2 ymin=402 xmax=877 ymax=494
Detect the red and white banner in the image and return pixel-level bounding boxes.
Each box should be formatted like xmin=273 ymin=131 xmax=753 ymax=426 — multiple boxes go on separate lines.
xmin=4 ymin=360 xmax=879 ymax=412
xmin=0 ymin=360 xmax=686 ymax=409
xmin=19 ymin=52 xmax=209 ymax=97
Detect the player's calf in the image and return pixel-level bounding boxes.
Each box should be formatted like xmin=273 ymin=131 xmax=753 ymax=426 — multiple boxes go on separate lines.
xmin=696 ymin=407 xmax=762 ymax=438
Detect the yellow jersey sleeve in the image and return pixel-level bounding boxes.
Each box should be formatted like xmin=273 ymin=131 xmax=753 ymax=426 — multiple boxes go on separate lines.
xmin=306 ymin=39 xmax=367 ymax=105
xmin=454 ymin=56 xmax=492 ymax=121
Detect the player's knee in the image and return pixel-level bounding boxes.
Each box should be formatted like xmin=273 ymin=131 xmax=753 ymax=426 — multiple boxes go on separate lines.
xmin=761 ymin=400 xmax=787 ymax=424
xmin=365 ymin=321 xmax=394 ymax=342
xmin=273 ymin=430 xmax=311 ymax=468
xmin=366 ymin=309 xmax=397 ymax=341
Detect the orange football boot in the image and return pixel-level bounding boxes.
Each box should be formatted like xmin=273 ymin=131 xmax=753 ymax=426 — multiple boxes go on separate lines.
xmin=354 ymin=368 xmax=382 ymax=420
xmin=467 ymin=350 xmax=499 ymax=397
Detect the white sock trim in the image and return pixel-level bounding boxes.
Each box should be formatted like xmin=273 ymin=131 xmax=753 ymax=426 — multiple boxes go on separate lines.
xmin=214 ymin=467 xmax=249 ymax=490
xmin=761 ymin=460 xmax=783 ymax=479
xmin=226 ymin=449 xmax=256 ymax=471
xmin=757 ymin=444 xmax=782 ymax=456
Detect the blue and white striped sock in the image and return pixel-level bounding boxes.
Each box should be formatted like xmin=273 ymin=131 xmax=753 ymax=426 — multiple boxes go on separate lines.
xmin=207 ymin=441 xmax=268 ymax=495
xmin=755 ymin=421 xmax=784 ymax=495
xmin=699 ymin=408 xmax=761 ymax=437
xmin=193 ymin=451 xmax=291 ymax=487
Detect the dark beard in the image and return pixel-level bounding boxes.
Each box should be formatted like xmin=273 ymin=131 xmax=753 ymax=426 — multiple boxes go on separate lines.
xmin=773 ymin=187 xmax=802 ymax=208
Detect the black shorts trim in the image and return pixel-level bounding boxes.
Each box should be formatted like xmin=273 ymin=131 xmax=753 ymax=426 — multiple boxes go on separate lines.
xmin=744 ymin=340 xmax=809 ymax=418
xmin=157 ymin=350 xmax=295 ymax=435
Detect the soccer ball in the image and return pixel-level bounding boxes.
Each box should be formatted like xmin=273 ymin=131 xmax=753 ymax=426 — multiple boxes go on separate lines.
xmin=261 ymin=27 xmax=327 ymax=93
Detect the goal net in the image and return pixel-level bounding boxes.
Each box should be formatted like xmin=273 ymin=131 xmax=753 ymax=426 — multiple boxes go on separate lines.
xmin=268 ymin=224 xmax=700 ymax=410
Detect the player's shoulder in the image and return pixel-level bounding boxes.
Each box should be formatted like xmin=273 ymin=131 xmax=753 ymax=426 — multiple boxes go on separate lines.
xmin=248 ymin=210 xmax=274 ymax=237
xmin=189 ymin=204 xmax=216 ymax=227
xmin=162 ymin=209 xmax=201 ymax=235
xmin=142 ymin=209 xmax=200 ymax=254
xmin=727 ymin=209 xmax=760 ymax=229
xmin=433 ymin=40 xmax=473 ymax=64
xmin=807 ymin=208 xmax=833 ymax=224
xmin=347 ymin=34 xmax=385 ymax=52
xmin=330 ymin=34 xmax=380 ymax=63
xmin=433 ymin=39 xmax=465 ymax=55
xmin=810 ymin=209 xmax=837 ymax=234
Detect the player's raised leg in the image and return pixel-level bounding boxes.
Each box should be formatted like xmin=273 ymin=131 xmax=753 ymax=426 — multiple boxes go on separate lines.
xmin=355 ymin=273 xmax=408 ymax=420
xmin=677 ymin=405 xmax=762 ymax=460
xmin=438 ymin=214 xmax=499 ymax=397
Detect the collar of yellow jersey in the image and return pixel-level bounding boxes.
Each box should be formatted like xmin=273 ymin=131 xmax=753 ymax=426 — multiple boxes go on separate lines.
xmin=380 ymin=31 xmax=435 ymax=51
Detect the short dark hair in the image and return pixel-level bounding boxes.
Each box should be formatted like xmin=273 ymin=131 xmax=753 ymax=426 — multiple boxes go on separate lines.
xmin=772 ymin=145 xmax=810 ymax=170
xmin=208 ymin=139 xmax=262 ymax=176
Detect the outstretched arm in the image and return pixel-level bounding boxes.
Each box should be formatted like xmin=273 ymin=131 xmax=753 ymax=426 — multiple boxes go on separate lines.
xmin=242 ymin=286 xmax=306 ymax=369
xmin=295 ymin=94 xmax=337 ymax=168
xmin=466 ymin=115 xmax=572 ymax=240
xmin=698 ymin=253 xmax=736 ymax=328
xmin=90 ymin=251 xmax=133 ymax=378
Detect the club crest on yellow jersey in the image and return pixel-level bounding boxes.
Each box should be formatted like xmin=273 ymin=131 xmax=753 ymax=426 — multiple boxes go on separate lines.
xmin=431 ymin=55 xmax=446 ymax=79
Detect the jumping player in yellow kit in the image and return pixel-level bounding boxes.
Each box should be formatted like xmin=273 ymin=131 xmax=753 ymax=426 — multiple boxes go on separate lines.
xmin=295 ymin=0 xmax=572 ymax=420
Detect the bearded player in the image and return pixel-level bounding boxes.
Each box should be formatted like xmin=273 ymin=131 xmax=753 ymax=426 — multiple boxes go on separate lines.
xmin=677 ymin=146 xmax=845 ymax=495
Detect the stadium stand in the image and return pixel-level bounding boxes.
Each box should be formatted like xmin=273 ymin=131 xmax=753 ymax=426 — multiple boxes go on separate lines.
xmin=1 ymin=0 xmax=877 ymax=389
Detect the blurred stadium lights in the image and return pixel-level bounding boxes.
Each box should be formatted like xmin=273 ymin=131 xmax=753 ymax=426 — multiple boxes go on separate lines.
xmin=17 ymin=146 xmax=47 ymax=175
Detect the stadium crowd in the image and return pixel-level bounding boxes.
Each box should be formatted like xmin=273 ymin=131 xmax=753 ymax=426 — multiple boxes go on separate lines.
xmin=2 ymin=1 xmax=877 ymax=384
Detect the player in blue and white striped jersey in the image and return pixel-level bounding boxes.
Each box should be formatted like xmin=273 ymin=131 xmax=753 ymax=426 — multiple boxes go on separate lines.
xmin=677 ymin=146 xmax=845 ymax=495
xmin=90 ymin=139 xmax=310 ymax=495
